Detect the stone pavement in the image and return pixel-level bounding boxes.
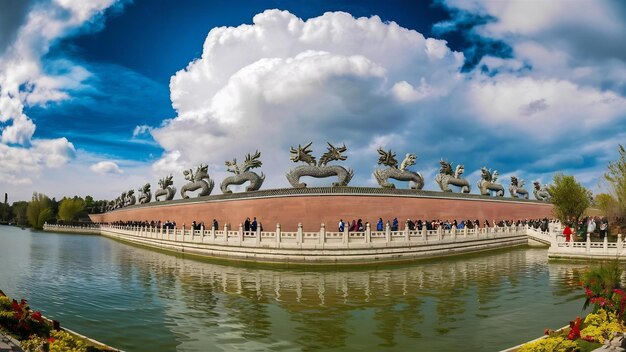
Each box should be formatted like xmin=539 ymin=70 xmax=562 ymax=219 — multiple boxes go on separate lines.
xmin=0 ymin=333 xmax=22 ymax=352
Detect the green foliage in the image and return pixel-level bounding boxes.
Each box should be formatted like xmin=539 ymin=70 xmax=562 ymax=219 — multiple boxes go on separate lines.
xmin=27 ymin=193 xmax=52 ymax=230
xmin=58 ymin=198 xmax=86 ymax=222
xmin=11 ymin=201 xmax=28 ymax=226
xmin=604 ymin=144 xmax=626 ymax=223
xmin=581 ymin=261 xmax=626 ymax=320
xmin=548 ymin=173 xmax=592 ymax=224
xmin=595 ymin=193 xmax=619 ymax=218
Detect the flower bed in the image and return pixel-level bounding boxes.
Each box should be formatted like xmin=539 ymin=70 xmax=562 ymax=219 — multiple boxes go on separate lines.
xmin=517 ymin=261 xmax=626 ymax=351
xmin=0 ymin=290 xmax=117 ymax=352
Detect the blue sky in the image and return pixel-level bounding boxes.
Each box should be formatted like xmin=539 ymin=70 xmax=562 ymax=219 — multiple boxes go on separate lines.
xmin=1 ymin=0 xmax=625 ymax=201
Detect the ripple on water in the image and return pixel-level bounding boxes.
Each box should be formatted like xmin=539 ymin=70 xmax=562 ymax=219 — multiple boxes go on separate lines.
xmin=0 ymin=226 xmax=598 ymax=352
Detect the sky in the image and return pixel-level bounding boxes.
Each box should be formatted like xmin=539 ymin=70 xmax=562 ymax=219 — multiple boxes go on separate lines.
xmin=1 ymin=0 xmax=625 ymax=202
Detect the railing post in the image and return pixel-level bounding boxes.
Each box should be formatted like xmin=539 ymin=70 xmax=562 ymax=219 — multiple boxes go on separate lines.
xmin=200 ymin=224 xmax=204 ymax=237
xmin=297 ymin=223 xmax=303 ymax=244
xmin=224 ymin=224 xmax=229 ymax=243
xmin=365 ymin=222 xmax=371 ymax=243
xmin=343 ymin=224 xmax=348 ymax=245
xmin=239 ymin=223 xmax=244 ymax=243
xmin=181 ymin=225 xmax=185 ymax=241
xmin=211 ymin=225 xmax=215 ymax=241
xmin=618 ymin=234 xmax=623 ymax=253
xmin=463 ymin=226 xmax=468 ymax=238
xmin=319 ymin=223 xmax=325 ymax=244
xmin=422 ymin=226 xmax=427 ymax=241
xmin=437 ymin=226 xmax=442 ymax=241
xmin=604 ymin=235 xmax=609 ymax=253
xmin=276 ymin=223 xmax=281 ymax=244
xmin=256 ymin=225 xmax=261 ymax=245
xmin=452 ymin=226 xmax=457 ymax=241
xmin=404 ymin=222 xmax=410 ymax=242
xmin=385 ymin=222 xmax=391 ymax=243
xmin=586 ymin=233 xmax=590 ymax=253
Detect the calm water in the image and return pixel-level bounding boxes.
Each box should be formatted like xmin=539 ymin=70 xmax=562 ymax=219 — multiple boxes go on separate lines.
xmin=0 ymin=225 xmax=593 ymax=351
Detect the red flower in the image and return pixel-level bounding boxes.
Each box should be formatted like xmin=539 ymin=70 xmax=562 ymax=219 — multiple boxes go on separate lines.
xmin=31 ymin=311 xmax=42 ymax=321
xmin=47 ymin=337 xmax=55 ymax=343
xmin=568 ymin=316 xmax=582 ymax=340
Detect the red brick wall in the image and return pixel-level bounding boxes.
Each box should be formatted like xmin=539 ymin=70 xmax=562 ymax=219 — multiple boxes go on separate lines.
xmin=90 ymin=194 xmax=553 ymax=231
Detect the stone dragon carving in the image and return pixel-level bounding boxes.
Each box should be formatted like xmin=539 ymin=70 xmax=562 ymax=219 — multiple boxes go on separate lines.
xmin=373 ymin=148 xmax=424 ymax=189
xmin=137 ymin=183 xmax=152 ymax=204
xmin=155 ymin=175 xmax=176 ymax=201
xmin=533 ymin=181 xmax=551 ymax=202
xmin=181 ymin=164 xmax=214 ymax=198
xmin=125 ymin=189 xmax=136 ymax=206
xmin=220 ymin=151 xmax=265 ymax=193
xmin=477 ymin=167 xmax=504 ymax=196
xmin=435 ymin=160 xmax=470 ymax=193
xmin=286 ymin=142 xmax=353 ymax=188
xmin=509 ymin=176 xmax=529 ymax=199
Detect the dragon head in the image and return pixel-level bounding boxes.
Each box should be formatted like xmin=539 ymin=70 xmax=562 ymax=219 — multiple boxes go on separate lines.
xmin=289 ymin=142 xmax=316 ymax=165
xmin=511 ymin=176 xmax=518 ymax=186
xmin=319 ymin=143 xmax=348 ymax=166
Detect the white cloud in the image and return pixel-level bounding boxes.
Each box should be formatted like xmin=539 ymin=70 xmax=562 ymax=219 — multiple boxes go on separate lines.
xmin=90 ymin=161 xmax=123 ymax=174
xmin=152 ymin=10 xmax=464 ymax=189
xmin=0 ymin=0 xmax=119 ymax=193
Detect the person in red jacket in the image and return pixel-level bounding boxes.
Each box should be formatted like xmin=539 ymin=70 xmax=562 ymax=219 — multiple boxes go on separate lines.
xmin=563 ymin=224 xmax=573 ymax=242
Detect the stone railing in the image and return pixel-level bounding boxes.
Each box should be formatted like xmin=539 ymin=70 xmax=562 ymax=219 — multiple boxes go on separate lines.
xmin=43 ymin=223 xmax=531 ymax=263
xmin=43 ymin=223 xmax=101 ymax=235
xmin=82 ymin=222 xmax=526 ymax=247
xmin=548 ymin=232 xmax=626 ymax=259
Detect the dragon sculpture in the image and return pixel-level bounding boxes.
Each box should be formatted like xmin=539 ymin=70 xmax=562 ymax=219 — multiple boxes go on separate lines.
xmin=435 ymin=160 xmax=470 ymax=193
xmin=286 ymin=142 xmax=353 ymax=188
xmin=137 ymin=183 xmax=152 ymax=204
xmin=509 ymin=176 xmax=529 ymax=199
xmin=155 ymin=175 xmax=176 ymax=201
xmin=117 ymin=192 xmax=126 ymax=208
xmin=477 ymin=167 xmax=504 ymax=196
xmin=220 ymin=151 xmax=265 ymax=193
xmin=533 ymin=181 xmax=551 ymax=201
xmin=181 ymin=164 xmax=214 ymax=198
xmin=125 ymin=189 xmax=136 ymax=206
xmin=373 ymin=148 xmax=424 ymax=189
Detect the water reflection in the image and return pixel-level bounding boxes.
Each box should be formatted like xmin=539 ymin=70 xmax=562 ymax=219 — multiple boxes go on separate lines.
xmin=0 ymin=227 xmax=596 ymax=351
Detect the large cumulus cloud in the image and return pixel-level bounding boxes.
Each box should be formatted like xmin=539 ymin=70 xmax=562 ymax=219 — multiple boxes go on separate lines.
xmin=151 ymin=9 xmax=626 ymax=192
xmin=152 ymin=10 xmax=465 ymax=188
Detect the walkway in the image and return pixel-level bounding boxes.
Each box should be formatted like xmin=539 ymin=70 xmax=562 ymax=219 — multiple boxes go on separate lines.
xmin=0 ymin=333 xmax=22 ymax=352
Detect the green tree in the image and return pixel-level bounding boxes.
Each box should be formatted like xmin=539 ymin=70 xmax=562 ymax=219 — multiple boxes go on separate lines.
xmin=547 ymin=173 xmax=591 ymax=225
xmin=11 ymin=201 xmax=28 ymax=226
xmin=595 ymin=193 xmax=619 ymax=219
xmin=27 ymin=193 xmax=53 ymax=230
xmin=58 ymin=197 xmax=85 ymax=222
xmin=604 ymin=144 xmax=626 ymax=224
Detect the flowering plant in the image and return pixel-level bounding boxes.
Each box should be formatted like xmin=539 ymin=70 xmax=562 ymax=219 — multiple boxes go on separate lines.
xmin=581 ymin=261 xmax=626 ymax=321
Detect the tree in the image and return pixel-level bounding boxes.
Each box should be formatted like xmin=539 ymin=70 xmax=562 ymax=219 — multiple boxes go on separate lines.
xmin=58 ymin=197 xmax=85 ymax=222
xmin=604 ymin=144 xmax=626 ymax=223
xmin=547 ymin=173 xmax=591 ymax=225
xmin=12 ymin=201 xmax=28 ymax=226
xmin=27 ymin=193 xmax=53 ymax=230
xmin=595 ymin=193 xmax=619 ymax=219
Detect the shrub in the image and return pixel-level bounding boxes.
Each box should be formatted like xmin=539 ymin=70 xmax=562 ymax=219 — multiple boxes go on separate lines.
xmin=580 ymin=310 xmax=625 ymax=343
xmin=517 ymin=335 xmax=579 ymax=352
xmin=49 ymin=329 xmax=87 ymax=352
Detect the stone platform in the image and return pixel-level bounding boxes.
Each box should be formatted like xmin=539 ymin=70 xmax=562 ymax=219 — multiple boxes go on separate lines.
xmin=89 ymin=187 xmax=553 ymax=230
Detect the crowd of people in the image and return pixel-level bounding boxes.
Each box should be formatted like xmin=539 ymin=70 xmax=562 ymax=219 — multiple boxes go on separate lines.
xmin=337 ymin=217 xmax=558 ymax=233
xmin=561 ymin=216 xmax=610 ymax=242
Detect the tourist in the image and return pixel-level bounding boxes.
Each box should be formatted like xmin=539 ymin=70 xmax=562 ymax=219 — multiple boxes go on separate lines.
xmin=251 ymin=217 xmax=258 ymax=231
xmin=586 ymin=217 xmax=596 ymax=238
xmin=392 ymin=218 xmax=399 ymax=231
xmin=407 ymin=219 xmax=415 ymax=231
xmin=357 ymin=219 xmax=364 ymax=231
xmin=563 ymin=224 xmax=572 ymax=242
xmin=244 ymin=217 xmax=251 ymax=232
xmin=599 ymin=218 xmax=608 ymax=240
xmin=376 ymin=218 xmax=383 ymax=231
xmin=339 ymin=219 xmax=345 ymax=232
xmin=350 ymin=219 xmax=357 ymax=232
xmin=212 ymin=219 xmax=218 ymax=230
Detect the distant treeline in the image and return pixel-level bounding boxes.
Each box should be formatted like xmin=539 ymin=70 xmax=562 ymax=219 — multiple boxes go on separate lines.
xmin=0 ymin=193 xmax=109 ymax=230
